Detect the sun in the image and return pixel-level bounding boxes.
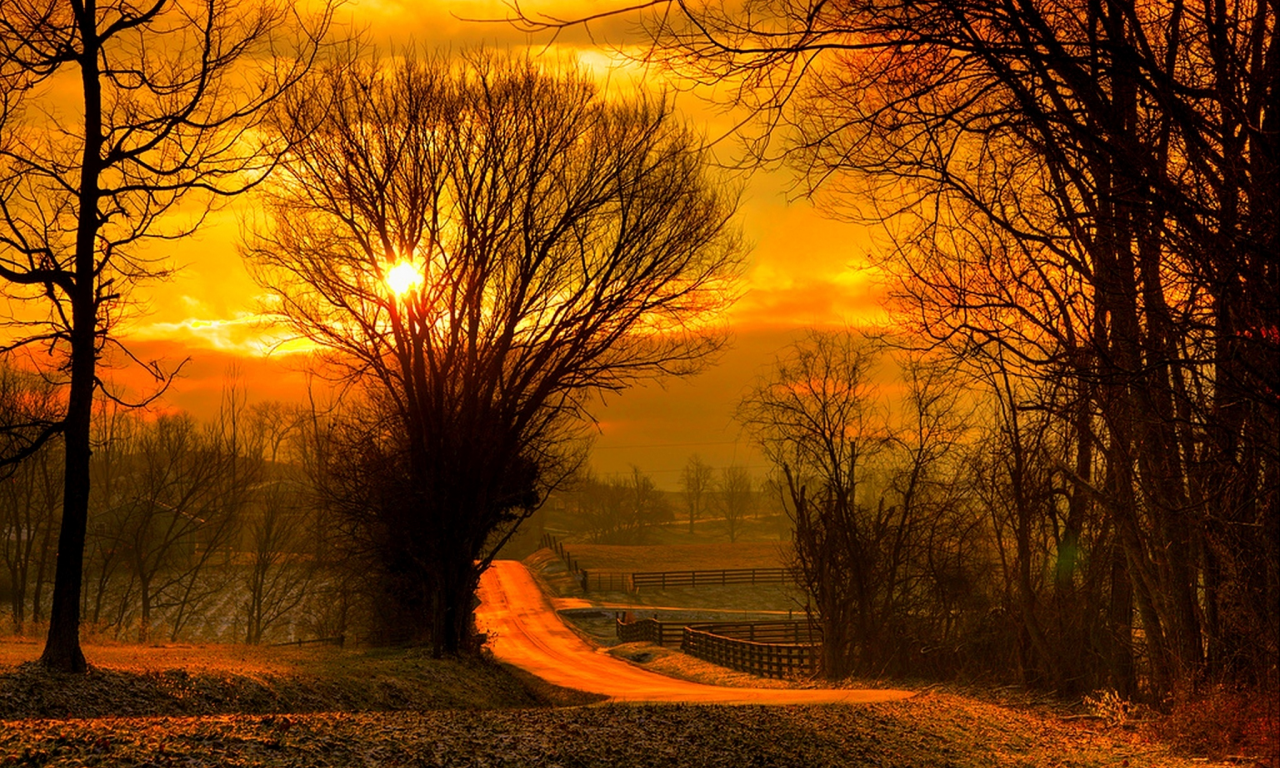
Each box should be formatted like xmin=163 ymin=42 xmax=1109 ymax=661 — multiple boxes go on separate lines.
xmin=385 ymin=261 xmax=423 ymax=296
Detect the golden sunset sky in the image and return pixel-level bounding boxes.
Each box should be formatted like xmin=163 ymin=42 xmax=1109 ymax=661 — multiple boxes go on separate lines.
xmin=102 ymin=0 xmax=890 ymax=488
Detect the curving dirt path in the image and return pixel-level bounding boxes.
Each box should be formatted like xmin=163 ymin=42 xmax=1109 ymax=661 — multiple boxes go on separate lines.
xmin=475 ymin=560 xmax=915 ymax=705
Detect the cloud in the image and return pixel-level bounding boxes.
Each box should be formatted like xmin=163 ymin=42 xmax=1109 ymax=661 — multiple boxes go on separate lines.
xmin=125 ymin=313 xmax=310 ymax=356
xmin=731 ymin=273 xmax=892 ymax=331
xmin=100 ymin=337 xmax=320 ymax=419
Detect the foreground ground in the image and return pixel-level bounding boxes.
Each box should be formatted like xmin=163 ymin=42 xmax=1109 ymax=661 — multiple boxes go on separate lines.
xmin=1 ymin=553 xmax=1272 ymax=766
xmin=2 ymin=693 xmax=1219 ymax=768
xmin=1 ymin=640 xmax=1270 ymax=767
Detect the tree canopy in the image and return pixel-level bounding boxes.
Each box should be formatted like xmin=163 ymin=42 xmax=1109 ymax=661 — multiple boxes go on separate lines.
xmin=246 ymin=48 xmax=744 ymax=654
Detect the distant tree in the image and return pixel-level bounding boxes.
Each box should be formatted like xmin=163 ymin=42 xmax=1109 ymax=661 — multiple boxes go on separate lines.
xmin=741 ymin=332 xmax=976 ymax=678
xmin=0 ymin=0 xmax=334 ymax=671
xmin=619 ymin=466 xmax=673 ymax=544
xmin=0 ymin=366 xmax=62 ymax=631
xmin=740 ymin=331 xmax=886 ymax=678
xmin=682 ymin=454 xmax=713 ymax=535
xmin=165 ymin=383 xmax=260 ymax=642
xmin=243 ymin=403 xmax=314 ymax=644
xmin=564 ymin=466 xmax=671 ymax=544
xmin=242 ymin=475 xmax=313 ymax=644
xmin=716 ymin=464 xmax=754 ymax=543
xmin=247 ymin=48 xmax=743 ymax=655
xmin=112 ymin=412 xmax=244 ymax=642
xmin=83 ymin=400 xmax=139 ymax=634
xmin=567 ymin=470 xmax=626 ymax=543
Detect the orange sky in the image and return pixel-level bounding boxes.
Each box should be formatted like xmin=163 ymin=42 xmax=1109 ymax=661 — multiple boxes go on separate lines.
xmin=23 ymin=1 xmax=895 ymax=489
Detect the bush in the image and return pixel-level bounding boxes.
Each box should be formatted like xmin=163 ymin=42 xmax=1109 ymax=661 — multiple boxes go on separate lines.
xmin=1148 ymin=686 xmax=1279 ymax=763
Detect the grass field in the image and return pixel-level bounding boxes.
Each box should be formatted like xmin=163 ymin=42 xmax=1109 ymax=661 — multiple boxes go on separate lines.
xmin=553 ymin=541 xmax=791 ymax=573
xmin=0 ymin=637 xmax=567 ymax=720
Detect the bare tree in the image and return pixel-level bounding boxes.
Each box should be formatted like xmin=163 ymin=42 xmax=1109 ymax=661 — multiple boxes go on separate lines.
xmin=682 ymin=454 xmax=713 ymax=535
xmin=83 ymin=398 xmax=141 ymax=633
xmin=567 ymin=470 xmax=628 ymax=543
xmin=111 ymin=414 xmax=231 ymax=641
xmin=512 ymin=0 xmax=1278 ymax=697
xmin=246 ymin=48 xmax=744 ymax=655
xmin=739 ymin=330 xmax=886 ymax=678
xmin=242 ymin=475 xmax=313 ymax=643
xmin=620 ymin=466 xmax=673 ymax=544
xmin=165 ymin=383 xmax=260 ymax=641
xmin=0 ymin=0 xmax=333 ymax=671
xmin=242 ymin=402 xmax=314 ymax=644
xmin=740 ymin=331 xmax=978 ymax=678
xmin=716 ymin=464 xmax=754 ymax=543
xmin=0 ymin=366 xmax=61 ymax=631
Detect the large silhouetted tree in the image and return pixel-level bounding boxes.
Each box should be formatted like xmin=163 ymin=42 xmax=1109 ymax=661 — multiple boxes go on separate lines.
xmin=0 ymin=0 xmax=332 ymax=671
xmin=246 ymin=48 xmax=744 ymax=655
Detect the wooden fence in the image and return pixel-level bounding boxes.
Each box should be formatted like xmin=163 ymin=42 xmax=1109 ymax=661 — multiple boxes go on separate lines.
xmin=685 ymin=620 xmax=820 ymax=645
xmin=614 ymin=617 xmax=686 ymax=646
xmin=630 ymin=568 xmax=790 ymax=590
xmin=269 ymin=635 xmax=345 ymax=648
xmin=584 ymin=571 xmax=633 ymax=592
xmin=681 ymin=627 xmax=819 ymax=679
xmin=615 ymin=618 xmax=819 ymax=648
xmin=540 ymin=534 xmax=795 ymax=594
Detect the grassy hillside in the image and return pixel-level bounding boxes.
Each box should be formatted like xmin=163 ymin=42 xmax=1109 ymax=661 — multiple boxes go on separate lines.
xmin=0 ymin=639 xmax=592 ymax=720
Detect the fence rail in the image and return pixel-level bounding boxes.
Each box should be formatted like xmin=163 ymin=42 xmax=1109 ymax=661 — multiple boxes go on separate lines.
xmin=615 ymin=618 xmax=820 ymax=648
xmin=614 ymin=617 xmax=685 ymax=646
xmin=585 ymin=571 xmax=633 ymax=592
xmin=269 ymin=635 xmax=345 ymax=648
xmin=683 ymin=620 xmax=820 ymax=645
xmin=681 ymin=627 xmax=818 ymax=679
xmin=630 ymin=568 xmax=790 ymax=590
xmin=539 ymin=534 xmax=794 ymax=595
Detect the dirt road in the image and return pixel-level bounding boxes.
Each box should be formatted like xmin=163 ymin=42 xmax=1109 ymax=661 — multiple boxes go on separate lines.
xmin=475 ymin=560 xmax=914 ymax=705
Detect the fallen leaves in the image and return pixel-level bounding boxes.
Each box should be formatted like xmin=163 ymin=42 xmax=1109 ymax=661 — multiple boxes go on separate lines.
xmin=0 ymin=694 xmax=1231 ymax=768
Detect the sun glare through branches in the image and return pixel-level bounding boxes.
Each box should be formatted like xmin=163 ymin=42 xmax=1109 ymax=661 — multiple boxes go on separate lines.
xmin=385 ymin=261 xmax=424 ymax=297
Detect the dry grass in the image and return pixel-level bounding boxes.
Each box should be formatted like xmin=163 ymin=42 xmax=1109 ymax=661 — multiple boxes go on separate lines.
xmin=1146 ymin=686 xmax=1279 ymax=765
xmin=0 ymin=635 xmax=327 ymax=677
xmin=0 ymin=639 xmax=544 ymax=720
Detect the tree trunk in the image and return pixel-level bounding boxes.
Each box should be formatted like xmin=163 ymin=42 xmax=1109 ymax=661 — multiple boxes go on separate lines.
xmin=39 ymin=1 xmax=103 ymax=674
xmin=40 ymin=350 xmax=93 ymax=672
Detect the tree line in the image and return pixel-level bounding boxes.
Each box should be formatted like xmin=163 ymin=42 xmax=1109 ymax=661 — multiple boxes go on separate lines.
xmin=554 ymin=461 xmax=764 ymax=545
xmin=0 ymin=368 xmax=340 ymax=645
